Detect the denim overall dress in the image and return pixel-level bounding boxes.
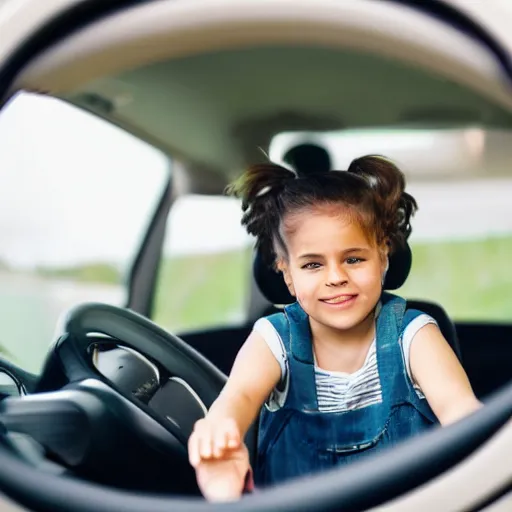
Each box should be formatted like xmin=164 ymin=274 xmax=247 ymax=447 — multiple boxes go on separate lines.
xmin=255 ymin=292 xmax=438 ymax=486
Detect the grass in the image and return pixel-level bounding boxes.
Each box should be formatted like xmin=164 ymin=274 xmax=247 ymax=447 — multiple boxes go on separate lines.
xmin=36 ymin=262 xmax=121 ymax=284
xmin=399 ymin=236 xmax=512 ymax=321
xmin=152 ymin=248 xmax=253 ymax=332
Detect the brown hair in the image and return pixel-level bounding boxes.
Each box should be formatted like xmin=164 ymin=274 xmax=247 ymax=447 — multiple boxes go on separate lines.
xmin=226 ymin=155 xmax=417 ymax=266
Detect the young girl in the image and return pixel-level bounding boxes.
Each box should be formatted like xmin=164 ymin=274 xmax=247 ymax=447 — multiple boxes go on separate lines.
xmin=188 ymin=155 xmax=481 ymax=502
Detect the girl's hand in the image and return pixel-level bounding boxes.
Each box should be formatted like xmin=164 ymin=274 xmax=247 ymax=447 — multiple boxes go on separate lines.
xmin=195 ymin=442 xmax=251 ymax=502
xmin=188 ymin=417 xmax=241 ymax=465
xmin=188 ymin=417 xmax=251 ymax=501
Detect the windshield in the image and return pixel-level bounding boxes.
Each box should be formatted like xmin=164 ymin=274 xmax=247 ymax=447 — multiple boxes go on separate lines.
xmin=0 ymin=92 xmax=169 ymax=373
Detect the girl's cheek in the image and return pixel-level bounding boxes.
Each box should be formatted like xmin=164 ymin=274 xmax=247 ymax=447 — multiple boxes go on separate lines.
xmin=295 ymin=289 xmax=309 ymax=305
xmin=352 ymin=268 xmax=382 ymax=287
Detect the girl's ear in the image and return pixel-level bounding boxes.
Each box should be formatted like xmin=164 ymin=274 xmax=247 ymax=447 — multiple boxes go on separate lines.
xmin=277 ymin=259 xmax=296 ymax=297
xmin=380 ymin=241 xmax=390 ymax=266
xmin=380 ymin=243 xmax=390 ymax=285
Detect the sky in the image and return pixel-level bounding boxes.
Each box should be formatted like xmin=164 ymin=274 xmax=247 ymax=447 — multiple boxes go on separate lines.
xmin=0 ymin=92 xmax=512 ymax=271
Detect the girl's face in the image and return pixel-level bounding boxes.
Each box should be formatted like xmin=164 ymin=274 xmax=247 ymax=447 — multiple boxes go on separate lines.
xmin=278 ymin=205 xmax=387 ymax=335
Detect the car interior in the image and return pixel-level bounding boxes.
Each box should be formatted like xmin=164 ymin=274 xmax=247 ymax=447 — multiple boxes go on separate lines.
xmin=0 ymin=1 xmax=510 ymax=511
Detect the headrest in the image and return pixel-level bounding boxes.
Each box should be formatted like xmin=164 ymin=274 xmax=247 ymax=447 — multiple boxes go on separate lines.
xmin=253 ymin=244 xmax=412 ymax=305
xmin=283 ymin=143 xmax=332 ymax=175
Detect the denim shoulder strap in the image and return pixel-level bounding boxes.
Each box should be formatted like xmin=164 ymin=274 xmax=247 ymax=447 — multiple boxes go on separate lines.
xmin=375 ymin=293 xmax=409 ymax=406
xmin=402 ymin=308 xmax=424 ymax=330
xmin=265 ymin=311 xmax=291 ymax=352
xmin=265 ymin=303 xmax=318 ymax=410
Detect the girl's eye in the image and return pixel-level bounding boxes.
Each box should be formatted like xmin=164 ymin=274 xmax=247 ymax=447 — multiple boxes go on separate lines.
xmin=302 ymin=262 xmax=321 ymax=270
xmin=346 ymin=257 xmax=364 ymax=265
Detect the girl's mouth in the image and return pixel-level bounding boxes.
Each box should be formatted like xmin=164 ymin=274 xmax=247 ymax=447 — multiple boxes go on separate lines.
xmin=320 ymin=294 xmax=358 ymax=307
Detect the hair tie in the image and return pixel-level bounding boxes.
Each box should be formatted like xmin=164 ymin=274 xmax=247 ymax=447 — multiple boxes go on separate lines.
xmin=256 ymin=185 xmax=273 ymax=198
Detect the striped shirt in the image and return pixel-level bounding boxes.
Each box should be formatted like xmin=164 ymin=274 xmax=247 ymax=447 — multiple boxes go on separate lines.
xmin=253 ymin=314 xmax=436 ymax=413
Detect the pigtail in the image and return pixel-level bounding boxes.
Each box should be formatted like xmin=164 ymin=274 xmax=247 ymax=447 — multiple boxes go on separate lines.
xmin=226 ymin=163 xmax=296 ymax=263
xmin=347 ymin=155 xmax=417 ymax=252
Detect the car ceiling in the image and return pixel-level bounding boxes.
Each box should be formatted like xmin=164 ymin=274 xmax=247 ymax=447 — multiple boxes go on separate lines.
xmin=65 ymin=46 xmax=512 ymax=183
xmin=11 ymin=0 xmax=512 ymax=194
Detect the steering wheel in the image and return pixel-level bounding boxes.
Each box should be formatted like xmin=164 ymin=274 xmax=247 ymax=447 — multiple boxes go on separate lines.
xmin=0 ymin=303 xmax=228 ymax=495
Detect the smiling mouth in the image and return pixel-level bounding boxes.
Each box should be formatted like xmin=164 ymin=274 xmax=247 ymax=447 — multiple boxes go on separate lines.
xmin=321 ymin=294 xmax=357 ymax=305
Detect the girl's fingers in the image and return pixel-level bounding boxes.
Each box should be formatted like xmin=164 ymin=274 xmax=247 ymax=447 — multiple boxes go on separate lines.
xmin=224 ymin=418 xmax=241 ymax=449
xmin=190 ymin=420 xmax=213 ymax=464
xmin=213 ymin=427 xmax=229 ymax=457
xmin=199 ymin=430 xmax=213 ymax=459
xmin=188 ymin=432 xmax=200 ymax=467
xmin=189 ymin=418 xmax=242 ymax=464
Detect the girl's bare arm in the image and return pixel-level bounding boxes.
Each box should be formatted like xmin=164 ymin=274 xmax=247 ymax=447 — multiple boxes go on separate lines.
xmin=189 ymin=330 xmax=281 ymax=464
xmin=409 ymin=323 xmax=482 ymax=426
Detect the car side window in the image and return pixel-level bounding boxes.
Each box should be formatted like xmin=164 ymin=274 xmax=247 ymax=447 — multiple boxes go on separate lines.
xmin=398 ymin=178 xmax=512 ymax=322
xmin=152 ymin=195 xmax=253 ymax=334
xmin=0 ymin=92 xmax=169 ymax=372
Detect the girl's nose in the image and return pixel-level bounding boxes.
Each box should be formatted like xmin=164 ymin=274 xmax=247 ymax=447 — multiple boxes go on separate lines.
xmin=326 ymin=264 xmax=348 ymax=287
